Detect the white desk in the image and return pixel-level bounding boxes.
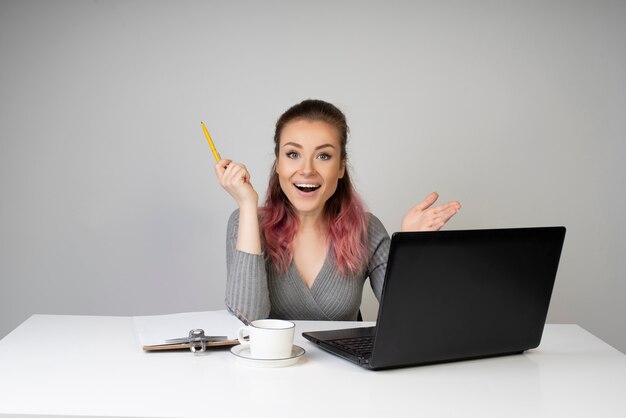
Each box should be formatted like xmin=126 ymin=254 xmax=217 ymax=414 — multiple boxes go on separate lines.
xmin=1 ymin=315 xmax=625 ymax=418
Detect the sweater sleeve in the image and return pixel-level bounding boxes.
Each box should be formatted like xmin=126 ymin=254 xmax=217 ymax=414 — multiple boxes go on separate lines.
xmin=366 ymin=213 xmax=391 ymax=301
xmin=224 ymin=209 xmax=271 ymax=323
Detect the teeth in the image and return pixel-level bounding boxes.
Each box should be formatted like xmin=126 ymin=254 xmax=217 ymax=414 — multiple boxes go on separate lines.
xmin=294 ymin=183 xmax=321 ymax=192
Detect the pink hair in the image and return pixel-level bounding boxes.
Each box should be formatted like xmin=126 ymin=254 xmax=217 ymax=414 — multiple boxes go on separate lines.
xmin=259 ymin=100 xmax=369 ymax=276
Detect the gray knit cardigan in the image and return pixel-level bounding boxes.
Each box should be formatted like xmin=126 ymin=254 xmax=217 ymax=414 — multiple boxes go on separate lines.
xmin=224 ymin=209 xmax=391 ymax=323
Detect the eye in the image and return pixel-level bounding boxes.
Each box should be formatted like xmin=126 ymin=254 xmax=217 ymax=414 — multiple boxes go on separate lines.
xmin=317 ymin=153 xmax=332 ymax=161
xmin=286 ymin=151 xmax=299 ymax=159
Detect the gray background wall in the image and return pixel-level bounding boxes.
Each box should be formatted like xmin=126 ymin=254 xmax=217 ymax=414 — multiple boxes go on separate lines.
xmin=1 ymin=0 xmax=624 ymax=353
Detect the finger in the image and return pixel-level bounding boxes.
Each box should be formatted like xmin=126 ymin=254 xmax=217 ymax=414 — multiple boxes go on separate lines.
xmin=219 ymin=164 xmax=243 ymax=189
xmin=222 ymin=164 xmax=240 ymax=185
xmin=438 ymin=208 xmax=459 ymax=224
xmin=431 ymin=221 xmax=446 ymax=231
xmin=227 ymin=163 xmax=247 ymax=179
xmin=217 ymin=159 xmax=232 ymax=169
xmin=413 ymin=192 xmax=439 ymax=212
xmin=426 ymin=213 xmax=450 ymax=230
xmin=218 ymin=160 xmax=245 ymax=171
xmin=427 ymin=202 xmax=456 ymax=217
xmin=431 ymin=206 xmax=460 ymax=229
xmin=224 ymin=164 xmax=250 ymax=187
xmin=445 ymin=200 xmax=462 ymax=211
xmin=434 ymin=200 xmax=461 ymax=212
xmin=214 ymin=159 xmax=232 ymax=176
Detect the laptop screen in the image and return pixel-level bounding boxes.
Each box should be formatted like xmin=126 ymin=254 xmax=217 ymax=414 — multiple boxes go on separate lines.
xmin=369 ymin=227 xmax=566 ymax=368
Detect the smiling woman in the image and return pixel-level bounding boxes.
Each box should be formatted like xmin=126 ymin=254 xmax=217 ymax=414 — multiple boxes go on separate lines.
xmin=214 ymin=99 xmax=461 ymax=323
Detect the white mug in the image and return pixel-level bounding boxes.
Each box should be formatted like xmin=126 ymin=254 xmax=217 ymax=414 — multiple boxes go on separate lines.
xmin=237 ymin=319 xmax=295 ymax=359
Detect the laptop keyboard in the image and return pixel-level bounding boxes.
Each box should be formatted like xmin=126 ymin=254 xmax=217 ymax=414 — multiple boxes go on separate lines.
xmin=329 ymin=336 xmax=374 ymax=357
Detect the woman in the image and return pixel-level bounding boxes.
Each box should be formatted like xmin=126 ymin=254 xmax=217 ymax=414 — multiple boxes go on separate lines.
xmin=215 ymin=99 xmax=460 ymax=323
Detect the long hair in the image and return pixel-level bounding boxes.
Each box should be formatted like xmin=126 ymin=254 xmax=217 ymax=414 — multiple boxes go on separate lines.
xmin=259 ymin=99 xmax=369 ymax=275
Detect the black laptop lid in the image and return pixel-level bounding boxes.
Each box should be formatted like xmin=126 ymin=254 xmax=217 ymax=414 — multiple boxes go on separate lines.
xmin=369 ymin=227 xmax=566 ymax=369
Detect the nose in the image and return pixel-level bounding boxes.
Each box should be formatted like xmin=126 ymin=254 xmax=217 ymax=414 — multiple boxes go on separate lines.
xmin=300 ymin=157 xmax=315 ymax=175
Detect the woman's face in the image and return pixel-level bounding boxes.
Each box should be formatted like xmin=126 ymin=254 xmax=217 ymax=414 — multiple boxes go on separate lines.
xmin=276 ymin=119 xmax=346 ymax=218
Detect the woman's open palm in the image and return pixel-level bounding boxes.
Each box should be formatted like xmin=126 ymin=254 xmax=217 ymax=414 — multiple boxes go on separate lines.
xmin=401 ymin=192 xmax=461 ymax=232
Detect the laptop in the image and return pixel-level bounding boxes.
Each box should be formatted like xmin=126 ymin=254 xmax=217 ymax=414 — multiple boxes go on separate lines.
xmin=302 ymin=226 xmax=566 ymax=370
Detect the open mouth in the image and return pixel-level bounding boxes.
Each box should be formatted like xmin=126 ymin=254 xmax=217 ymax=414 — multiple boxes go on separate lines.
xmin=294 ymin=183 xmax=321 ymax=193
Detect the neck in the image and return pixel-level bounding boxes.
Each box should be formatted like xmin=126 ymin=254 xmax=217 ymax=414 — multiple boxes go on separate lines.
xmin=296 ymin=209 xmax=325 ymax=231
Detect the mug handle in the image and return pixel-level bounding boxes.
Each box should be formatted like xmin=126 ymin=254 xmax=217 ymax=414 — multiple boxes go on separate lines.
xmin=237 ymin=326 xmax=251 ymax=346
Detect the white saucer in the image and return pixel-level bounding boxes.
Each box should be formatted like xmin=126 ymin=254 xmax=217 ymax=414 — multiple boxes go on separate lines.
xmin=230 ymin=345 xmax=305 ymax=368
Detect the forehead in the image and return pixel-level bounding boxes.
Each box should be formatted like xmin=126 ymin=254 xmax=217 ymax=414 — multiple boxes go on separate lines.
xmin=279 ymin=119 xmax=341 ymax=147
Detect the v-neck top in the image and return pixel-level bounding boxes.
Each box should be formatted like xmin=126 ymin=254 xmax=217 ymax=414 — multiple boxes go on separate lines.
xmin=224 ymin=209 xmax=391 ymax=323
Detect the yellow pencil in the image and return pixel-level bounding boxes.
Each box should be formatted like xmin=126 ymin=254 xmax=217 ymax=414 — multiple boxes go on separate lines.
xmin=201 ymin=121 xmax=221 ymax=162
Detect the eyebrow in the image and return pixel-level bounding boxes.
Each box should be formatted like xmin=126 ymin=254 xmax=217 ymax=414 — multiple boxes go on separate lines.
xmin=282 ymin=142 xmax=336 ymax=150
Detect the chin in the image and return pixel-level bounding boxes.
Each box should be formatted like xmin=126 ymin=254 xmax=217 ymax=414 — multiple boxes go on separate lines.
xmin=286 ymin=197 xmax=322 ymax=213
xmin=291 ymin=204 xmax=323 ymax=215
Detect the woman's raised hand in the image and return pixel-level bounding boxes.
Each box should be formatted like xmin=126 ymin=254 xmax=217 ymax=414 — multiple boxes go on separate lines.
xmin=401 ymin=192 xmax=461 ymax=232
xmin=214 ymin=159 xmax=259 ymax=208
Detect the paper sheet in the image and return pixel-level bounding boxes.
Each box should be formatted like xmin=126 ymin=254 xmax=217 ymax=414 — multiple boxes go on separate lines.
xmin=132 ymin=310 xmax=244 ymax=347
